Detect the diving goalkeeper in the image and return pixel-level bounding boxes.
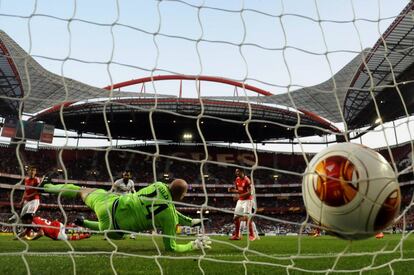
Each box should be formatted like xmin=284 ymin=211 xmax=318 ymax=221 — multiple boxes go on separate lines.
xmin=43 ymin=179 xmax=210 ymax=252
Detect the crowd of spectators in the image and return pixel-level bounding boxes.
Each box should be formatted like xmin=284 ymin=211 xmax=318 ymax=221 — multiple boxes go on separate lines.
xmin=0 ymin=143 xmax=413 ymax=234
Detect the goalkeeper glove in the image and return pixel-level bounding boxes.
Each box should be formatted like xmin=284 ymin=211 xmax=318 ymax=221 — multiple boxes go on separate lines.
xmin=191 ymin=218 xmax=209 ymax=227
xmin=192 ymin=235 xmax=212 ymax=250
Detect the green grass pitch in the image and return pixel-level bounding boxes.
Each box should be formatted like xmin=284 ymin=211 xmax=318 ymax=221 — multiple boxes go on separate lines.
xmin=0 ymin=234 xmax=413 ymax=275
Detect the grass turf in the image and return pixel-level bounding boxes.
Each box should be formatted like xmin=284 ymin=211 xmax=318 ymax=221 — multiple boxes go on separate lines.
xmin=0 ymin=234 xmax=413 ymax=275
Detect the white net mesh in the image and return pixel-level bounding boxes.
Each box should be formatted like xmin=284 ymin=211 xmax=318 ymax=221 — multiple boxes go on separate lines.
xmin=0 ymin=0 xmax=414 ymax=274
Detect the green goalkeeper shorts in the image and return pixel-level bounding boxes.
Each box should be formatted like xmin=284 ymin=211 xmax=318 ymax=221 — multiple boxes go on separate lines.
xmin=84 ymin=189 xmax=123 ymax=239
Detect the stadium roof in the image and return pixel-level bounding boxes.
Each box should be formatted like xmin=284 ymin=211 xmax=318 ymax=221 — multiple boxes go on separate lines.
xmin=210 ymin=2 xmax=414 ymax=130
xmin=343 ymin=0 xmax=414 ymax=129
xmin=0 ymin=36 xmax=21 ymax=116
xmin=31 ymin=97 xmax=340 ymax=143
xmin=0 ymin=30 xmax=163 ymax=116
xmin=0 ymin=27 xmax=342 ymax=142
xmin=3 ymin=0 xmax=414 ymax=133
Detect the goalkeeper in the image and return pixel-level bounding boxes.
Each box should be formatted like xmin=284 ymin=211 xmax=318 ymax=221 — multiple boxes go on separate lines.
xmin=43 ymin=179 xmax=210 ymax=252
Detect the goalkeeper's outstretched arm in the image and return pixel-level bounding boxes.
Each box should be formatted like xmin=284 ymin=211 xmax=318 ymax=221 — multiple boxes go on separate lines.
xmin=176 ymin=210 xmax=209 ymax=227
xmin=176 ymin=211 xmax=192 ymax=226
xmin=160 ymin=211 xmax=211 ymax=252
xmin=161 ymin=210 xmax=193 ymax=252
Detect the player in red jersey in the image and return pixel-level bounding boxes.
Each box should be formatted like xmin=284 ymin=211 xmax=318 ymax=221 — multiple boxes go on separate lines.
xmin=24 ymin=216 xmax=91 ymax=241
xmin=20 ymin=166 xmax=43 ymax=218
xmin=12 ymin=166 xmax=44 ymax=238
xmin=228 ymin=168 xmax=256 ymax=241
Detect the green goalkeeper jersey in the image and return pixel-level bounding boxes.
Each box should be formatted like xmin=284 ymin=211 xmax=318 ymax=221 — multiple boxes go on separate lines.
xmin=114 ymin=181 xmax=193 ymax=252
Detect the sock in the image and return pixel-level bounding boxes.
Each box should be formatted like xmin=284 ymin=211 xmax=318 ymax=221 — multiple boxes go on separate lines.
xmin=43 ymin=183 xmax=80 ymax=199
xmin=248 ymin=220 xmax=254 ymax=237
xmin=234 ymin=219 xmax=241 ymax=237
xmin=83 ymin=219 xmax=100 ymax=231
xmin=253 ymin=222 xmax=259 ymax=238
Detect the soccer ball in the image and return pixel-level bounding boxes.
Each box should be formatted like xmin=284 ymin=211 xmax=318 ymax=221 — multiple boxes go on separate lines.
xmin=302 ymin=143 xmax=401 ymax=240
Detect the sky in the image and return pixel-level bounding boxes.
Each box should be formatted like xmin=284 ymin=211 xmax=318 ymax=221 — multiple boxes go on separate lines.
xmin=0 ymin=0 xmax=413 ymax=152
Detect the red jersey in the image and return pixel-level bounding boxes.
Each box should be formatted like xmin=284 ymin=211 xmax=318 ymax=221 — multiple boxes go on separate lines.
xmin=32 ymin=216 xmax=62 ymax=240
xmin=23 ymin=177 xmax=41 ymax=201
xmin=235 ymin=176 xmax=252 ymax=200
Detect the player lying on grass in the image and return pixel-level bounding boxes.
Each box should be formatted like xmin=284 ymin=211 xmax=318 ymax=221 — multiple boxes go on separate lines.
xmin=43 ymin=179 xmax=211 ymax=252
xmin=23 ymin=215 xmax=91 ymax=241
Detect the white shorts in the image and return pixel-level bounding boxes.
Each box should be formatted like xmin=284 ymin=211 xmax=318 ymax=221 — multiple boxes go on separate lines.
xmin=234 ymin=199 xmax=253 ymax=217
xmin=21 ymin=199 xmax=40 ymax=216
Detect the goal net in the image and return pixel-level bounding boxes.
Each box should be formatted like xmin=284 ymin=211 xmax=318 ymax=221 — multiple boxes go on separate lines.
xmin=0 ymin=0 xmax=413 ymax=274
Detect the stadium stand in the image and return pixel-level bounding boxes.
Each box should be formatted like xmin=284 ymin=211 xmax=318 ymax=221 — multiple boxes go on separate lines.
xmin=0 ymin=142 xmax=412 ymax=234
